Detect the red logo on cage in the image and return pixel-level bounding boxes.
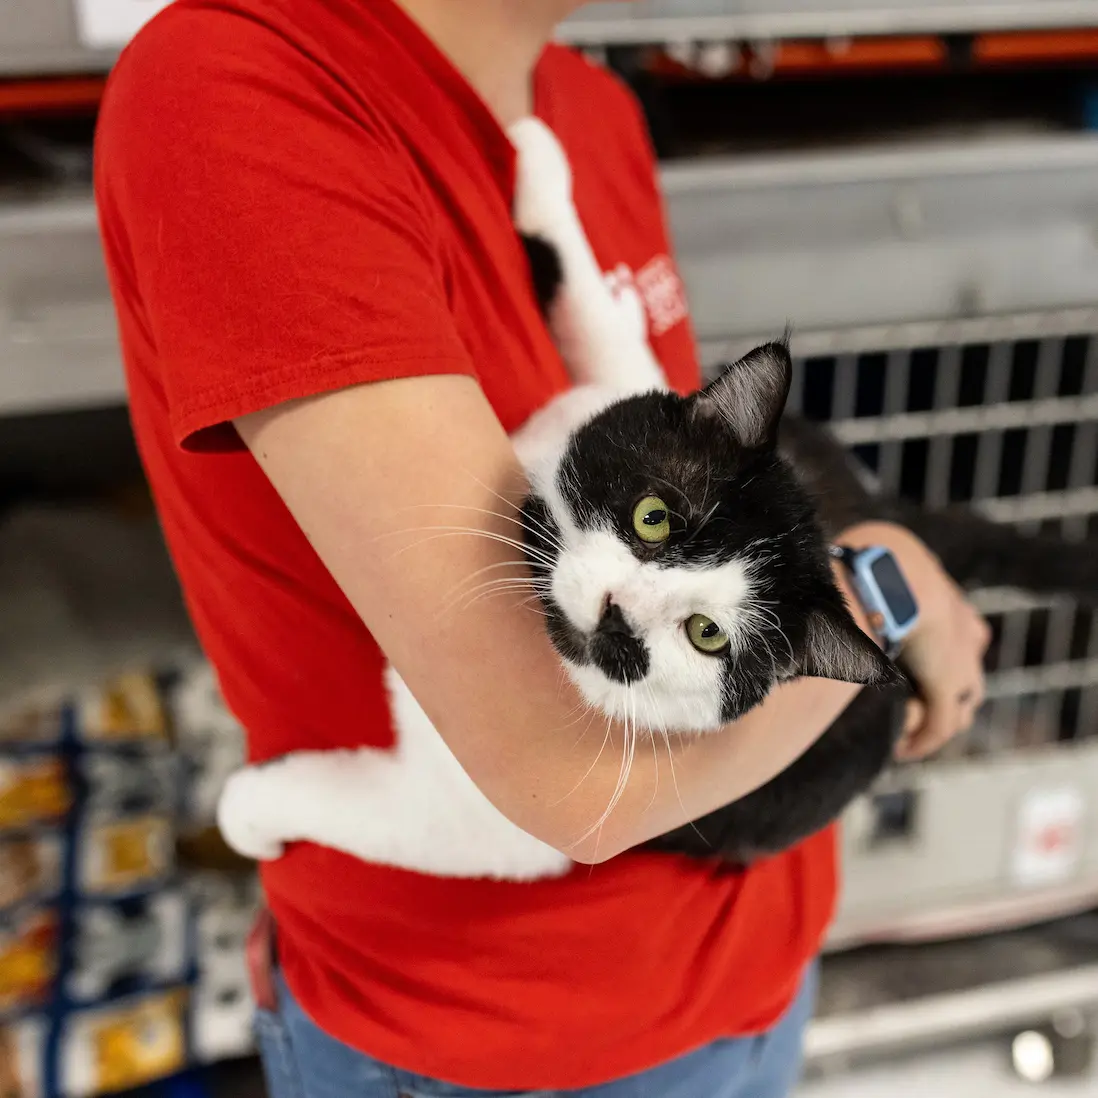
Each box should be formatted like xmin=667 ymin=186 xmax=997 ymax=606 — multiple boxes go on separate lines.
xmin=1033 ymin=821 xmax=1076 ymax=854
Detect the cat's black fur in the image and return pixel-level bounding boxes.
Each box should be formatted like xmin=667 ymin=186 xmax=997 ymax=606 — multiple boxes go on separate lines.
xmin=522 ymin=234 xmax=565 ymax=315
xmin=522 ymin=356 xmax=901 ymax=720
xmin=646 ymin=411 xmax=913 ymax=864
xmin=520 ymin=234 xmax=1098 ymax=866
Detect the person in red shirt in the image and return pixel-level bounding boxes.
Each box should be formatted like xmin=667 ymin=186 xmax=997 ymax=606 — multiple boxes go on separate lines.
xmin=94 ymin=0 xmax=990 ymax=1094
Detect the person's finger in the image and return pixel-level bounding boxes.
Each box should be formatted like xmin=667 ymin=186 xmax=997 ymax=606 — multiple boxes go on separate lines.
xmin=956 ymin=694 xmax=981 ymax=729
xmin=905 ymin=664 xmax=988 ymax=758
xmin=895 ymin=696 xmax=954 ymax=760
xmin=974 ymin=612 xmax=993 ymax=653
xmin=956 ymin=677 xmax=985 ymax=709
xmin=960 ymin=648 xmax=987 ymax=711
xmin=902 ymin=698 xmax=925 ymax=736
xmin=895 ymin=699 xmax=926 ymax=758
xmin=963 ymin=610 xmax=992 ymax=657
xmin=953 ymin=669 xmax=985 ymax=721
xmin=967 ymin=677 xmax=987 ymax=713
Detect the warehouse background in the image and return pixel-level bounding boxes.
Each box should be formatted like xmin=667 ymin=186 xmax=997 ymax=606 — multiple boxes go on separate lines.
xmin=3 ymin=2 xmax=1098 ymax=1095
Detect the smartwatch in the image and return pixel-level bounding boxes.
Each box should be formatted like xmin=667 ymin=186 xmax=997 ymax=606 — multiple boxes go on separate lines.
xmin=830 ymin=544 xmax=919 ymax=659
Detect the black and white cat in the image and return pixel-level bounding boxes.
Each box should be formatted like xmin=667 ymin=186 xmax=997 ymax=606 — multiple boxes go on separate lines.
xmin=218 ymin=118 xmax=1098 ymax=878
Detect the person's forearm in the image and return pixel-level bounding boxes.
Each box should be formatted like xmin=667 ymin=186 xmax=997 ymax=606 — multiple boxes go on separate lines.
xmin=555 ymin=667 xmax=865 ymax=864
xmin=497 ymin=555 xmax=877 ymax=864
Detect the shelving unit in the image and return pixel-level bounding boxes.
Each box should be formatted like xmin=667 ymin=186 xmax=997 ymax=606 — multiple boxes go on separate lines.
xmin=559 ymin=2 xmax=1098 ymax=44
xmin=10 ymin=131 xmax=1098 ymax=416
xmin=6 ymin=0 xmax=1098 ymax=77
xmin=663 ymin=135 xmax=1098 ymax=349
xmin=0 ymin=0 xmax=115 ymax=77
xmin=0 ymin=194 xmax=120 ymax=417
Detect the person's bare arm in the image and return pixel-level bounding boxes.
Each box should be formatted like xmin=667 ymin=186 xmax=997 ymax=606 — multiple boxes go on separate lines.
xmin=236 ymin=373 xmax=985 ymax=863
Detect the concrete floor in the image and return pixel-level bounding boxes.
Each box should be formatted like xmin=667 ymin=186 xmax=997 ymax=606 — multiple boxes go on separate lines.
xmin=163 ymin=1042 xmax=1098 ymax=1098
xmin=800 ymin=1042 xmax=1098 ymax=1097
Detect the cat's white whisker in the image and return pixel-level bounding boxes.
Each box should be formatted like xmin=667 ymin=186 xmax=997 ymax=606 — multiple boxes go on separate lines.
xmin=662 ymin=727 xmax=707 ymax=846
xmin=639 ymin=678 xmax=666 ymax=734
xmin=683 ymin=493 xmax=723 ymax=547
xmin=565 ymin=702 xmax=600 ymax=737
xmin=454 ymin=583 xmax=552 ymax=618
xmin=610 ymin=708 xmax=638 ymax=826
xmin=463 ymin=471 xmax=575 ymax=553
xmin=438 ymin=571 xmax=539 ymax=615
xmin=382 ymin=526 xmax=559 ymax=570
xmin=514 ymin=596 xmax=553 ymax=620
xmin=464 ymin=471 xmax=529 ymax=513
xmin=638 ymin=689 xmax=663 ymax=812
xmin=433 ymin=526 xmax=558 ymax=564
xmin=562 ymin=686 xmax=601 ymax=745
xmin=572 ymin=711 xmax=635 ymax=849
xmin=551 ymin=712 xmax=614 ymax=808
xmin=625 ymin=711 xmax=639 ymax=810
xmin=439 ymin=559 xmax=535 ymax=606
xmin=549 ymin=700 xmax=600 ymax=738
xmin=454 ymin=580 xmax=540 ymax=609
xmin=419 ymin=502 xmax=568 ymax=554
xmin=750 ymin=602 xmax=796 ymax=669
xmin=454 ymin=575 xmax=547 ymax=601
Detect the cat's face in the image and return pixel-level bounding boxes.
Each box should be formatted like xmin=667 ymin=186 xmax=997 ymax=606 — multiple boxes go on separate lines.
xmin=522 ymin=343 xmax=896 ymax=732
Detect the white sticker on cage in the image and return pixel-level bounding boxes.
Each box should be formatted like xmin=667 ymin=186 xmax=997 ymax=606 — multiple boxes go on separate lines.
xmin=1011 ymin=787 xmax=1085 ymax=889
xmin=72 ymin=0 xmax=174 ymax=49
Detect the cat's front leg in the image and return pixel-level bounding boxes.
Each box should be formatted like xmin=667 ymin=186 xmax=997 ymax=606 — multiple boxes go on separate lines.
xmin=216 ymin=753 xmax=346 ymax=861
xmin=216 ymin=736 xmax=573 ymax=881
xmin=509 ymin=117 xmax=665 ymax=393
xmin=217 ymin=745 xmax=448 ymax=865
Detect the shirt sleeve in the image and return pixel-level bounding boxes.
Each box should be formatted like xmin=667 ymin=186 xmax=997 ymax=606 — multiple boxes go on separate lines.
xmin=95 ymin=9 xmax=473 ymax=451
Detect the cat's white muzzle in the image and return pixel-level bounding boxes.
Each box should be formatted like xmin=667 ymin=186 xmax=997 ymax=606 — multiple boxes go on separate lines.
xmin=550 ymin=528 xmax=753 ymax=734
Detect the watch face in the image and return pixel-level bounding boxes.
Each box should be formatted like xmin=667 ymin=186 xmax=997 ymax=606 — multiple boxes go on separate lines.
xmin=868 ymin=551 xmax=918 ymax=629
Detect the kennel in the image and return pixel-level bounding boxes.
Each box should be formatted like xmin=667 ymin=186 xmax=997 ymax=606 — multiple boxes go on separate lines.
xmin=659 ymin=133 xmax=1098 ymax=1067
xmin=663 ymin=137 xmax=1098 ymax=939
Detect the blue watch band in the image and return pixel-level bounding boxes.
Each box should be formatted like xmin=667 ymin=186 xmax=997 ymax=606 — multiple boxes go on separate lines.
xmin=830 ymin=544 xmax=919 ymax=659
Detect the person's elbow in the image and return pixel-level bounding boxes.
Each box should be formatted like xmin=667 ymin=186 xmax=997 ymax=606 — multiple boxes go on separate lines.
xmin=478 ymin=776 xmax=639 ymax=867
xmin=523 ymin=799 xmax=638 ymax=867
xmin=567 ymin=840 xmax=628 ymax=866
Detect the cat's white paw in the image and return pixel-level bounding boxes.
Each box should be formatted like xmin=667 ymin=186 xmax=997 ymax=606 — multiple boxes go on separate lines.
xmin=509 ymin=117 xmax=574 ymax=237
xmin=217 ymin=767 xmax=286 ymax=861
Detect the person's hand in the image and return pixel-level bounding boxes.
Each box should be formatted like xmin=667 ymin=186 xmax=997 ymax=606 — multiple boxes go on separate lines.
xmin=841 ymin=522 xmax=992 ymax=761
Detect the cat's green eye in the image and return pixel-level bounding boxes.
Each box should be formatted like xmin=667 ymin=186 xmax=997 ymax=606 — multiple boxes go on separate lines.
xmin=633 ymin=496 xmax=671 ymax=544
xmin=686 ymin=614 xmax=730 ymax=654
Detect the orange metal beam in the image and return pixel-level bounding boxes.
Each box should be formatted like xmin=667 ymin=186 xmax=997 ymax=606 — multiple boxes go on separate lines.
xmin=772 ymin=36 xmax=946 ymax=74
xmin=974 ymin=29 xmax=1098 ymax=64
xmin=0 ymin=76 xmax=105 ymax=117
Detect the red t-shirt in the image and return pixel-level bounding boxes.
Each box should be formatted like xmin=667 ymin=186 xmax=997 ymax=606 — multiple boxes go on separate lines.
xmin=95 ymin=0 xmax=837 ymax=1088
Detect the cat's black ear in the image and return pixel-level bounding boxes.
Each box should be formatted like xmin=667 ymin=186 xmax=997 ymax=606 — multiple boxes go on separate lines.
xmin=692 ymin=340 xmax=792 ymax=450
xmin=798 ymin=596 xmax=901 ymax=687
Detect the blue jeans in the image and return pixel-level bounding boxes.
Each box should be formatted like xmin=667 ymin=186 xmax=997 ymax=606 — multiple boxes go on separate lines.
xmin=255 ymin=962 xmax=817 ymax=1098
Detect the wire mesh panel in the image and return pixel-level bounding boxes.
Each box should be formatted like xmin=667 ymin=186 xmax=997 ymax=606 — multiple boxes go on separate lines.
xmin=789 ymin=329 xmax=1098 ymax=761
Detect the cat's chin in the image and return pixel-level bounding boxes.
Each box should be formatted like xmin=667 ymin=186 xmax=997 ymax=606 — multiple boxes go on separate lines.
xmin=562 ymin=660 xmax=725 ymax=734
